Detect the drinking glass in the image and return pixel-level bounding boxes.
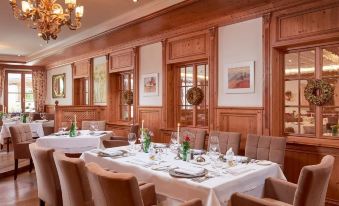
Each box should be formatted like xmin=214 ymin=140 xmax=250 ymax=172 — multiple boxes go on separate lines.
xmin=170 ymin=132 xmax=179 ymax=145
xmin=209 ymin=136 xmax=222 ymax=169
xmin=128 ymin=133 xmax=137 ymax=151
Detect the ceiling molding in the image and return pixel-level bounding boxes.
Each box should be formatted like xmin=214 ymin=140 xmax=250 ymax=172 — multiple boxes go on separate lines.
xmin=26 ymin=0 xmax=186 ymax=63
xmin=0 ymin=54 xmax=27 ymax=64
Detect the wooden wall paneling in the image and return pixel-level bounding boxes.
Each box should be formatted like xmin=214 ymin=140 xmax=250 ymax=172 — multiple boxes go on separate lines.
xmin=73 ymin=60 xmax=90 ymax=79
xmin=164 ymin=63 xmax=175 ymax=129
xmin=166 ymin=30 xmax=209 ymax=64
xmin=109 ymin=48 xmax=134 ymax=73
xmin=208 ymin=27 xmax=218 ymax=131
xmin=216 ymin=107 xmax=263 ymax=153
xmin=106 ymin=123 xmax=131 ymax=138
xmin=133 ymin=47 xmax=139 ymax=124
xmin=44 ymin=105 xmax=55 ymax=114
xmin=161 ymin=40 xmax=167 ymax=129
xmin=138 ymin=107 xmax=163 ymax=142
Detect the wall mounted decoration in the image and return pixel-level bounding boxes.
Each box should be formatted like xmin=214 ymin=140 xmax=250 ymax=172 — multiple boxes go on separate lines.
xmin=52 ymin=73 xmax=66 ymax=98
xmin=186 ymin=87 xmax=204 ymax=105
xmin=93 ymin=56 xmax=107 ymax=105
xmin=224 ymin=61 xmax=255 ymax=94
xmin=142 ymin=73 xmax=159 ymax=96
xmin=304 ymin=79 xmax=334 ymax=106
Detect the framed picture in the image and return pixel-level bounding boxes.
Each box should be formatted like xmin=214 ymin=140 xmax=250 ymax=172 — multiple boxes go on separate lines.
xmin=52 ymin=73 xmax=66 ymax=98
xmin=142 ymin=73 xmax=159 ymax=96
xmin=223 ymin=61 xmax=255 ymax=93
xmin=93 ymin=56 xmax=107 ymax=105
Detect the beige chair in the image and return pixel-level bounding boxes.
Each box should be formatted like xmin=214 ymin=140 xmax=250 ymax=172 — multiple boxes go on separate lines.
xmin=245 ymin=134 xmax=286 ymax=168
xmin=82 ymin=121 xmax=106 ymax=131
xmin=53 ymin=152 xmax=93 ymax=206
xmin=9 ymin=124 xmax=35 ymax=180
xmin=29 ymin=143 xmax=62 ymax=206
xmin=209 ymin=131 xmax=241 ymax=155
xmin=85 ymin=162 xmax=157 ymax=206
xmin=181 ymin=127 xmax=206 ymax=150
xmin=180 ymin=199 xmax=203 ymax=206
xmin=229 ymin=155 xmax=335 ymax=206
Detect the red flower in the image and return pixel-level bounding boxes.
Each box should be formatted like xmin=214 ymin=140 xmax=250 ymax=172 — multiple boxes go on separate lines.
xmin=184 ymin=135 xmax=190 ymax=142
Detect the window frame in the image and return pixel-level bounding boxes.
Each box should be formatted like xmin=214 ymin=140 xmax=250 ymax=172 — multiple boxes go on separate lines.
xmin=118 ymin=71 xmax=133 ymax=122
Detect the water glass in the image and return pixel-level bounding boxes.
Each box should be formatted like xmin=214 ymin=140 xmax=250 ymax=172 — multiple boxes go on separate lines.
xmin=128 ymin=133 xmax=137 ymax=151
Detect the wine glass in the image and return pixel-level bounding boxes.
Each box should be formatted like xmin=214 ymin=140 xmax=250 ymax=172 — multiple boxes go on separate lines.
xmin=209 ymin=136 xmax=222 ymax=169
xmin=170 ymin=132 xmax=179 ymax=145
xmin=128 ymin=133 xmax=137 ymax=152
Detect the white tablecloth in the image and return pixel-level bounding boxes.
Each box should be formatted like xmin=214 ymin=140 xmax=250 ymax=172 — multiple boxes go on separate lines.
xmin=81 ymin=148 xmax=286 ymax=206
xmin=36 ymin=131 xmax=112 ymax=153
xmin=0 ymin=121 xmax=47 ymax=144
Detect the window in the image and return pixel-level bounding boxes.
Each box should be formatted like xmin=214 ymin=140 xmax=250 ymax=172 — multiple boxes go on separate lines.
xmin=177 ymin=62 xmax=209 ymax=127
xmin=5 ymin=71 xmax=35 ymax=113
xmin=283 ymin=45 xmax=339 ymax=138
xmin=119 ymin=72 xmax=133 ymax=121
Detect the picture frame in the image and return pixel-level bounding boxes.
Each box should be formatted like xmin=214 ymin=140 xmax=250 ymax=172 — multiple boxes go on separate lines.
xmin=223 ymin=61 xmax=255 ymax=94
xmin=142 ymin=73 xmax=159 ymax=96
xmin=52 ymin=73 xmax=66 ymax=98
xmin=93 ymin=56 xmax=107 ymax=105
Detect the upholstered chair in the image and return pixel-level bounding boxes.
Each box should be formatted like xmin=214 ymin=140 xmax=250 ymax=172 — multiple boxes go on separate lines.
xmin=81 ymin=121 xmax=106 ymax=131
xmin=53 ymin=152 xmax=93 ymax=206
xmin=245 ymin=134 xmax=287 ymax=168
xmin=102 ymin=139 xmax=129 ymax=148
xmin=29 ymin=143 xmax=62 ymax=206
xmin=85 ymin=162 xmax=157 ymax=206
xmin=130 ymin=124 xmax=139 ymax=135
xmin=180 ymin=199 xmax=203 ymax=206
xmin=181 ymin=127 xmax=206 ymax=150
xmin=209 ymin=131 xmax=241 ymax=155
xmin=9 ymin=124 xmax=35 ymax=180
xmin=229 ymin=155 xmax=335 ymax=206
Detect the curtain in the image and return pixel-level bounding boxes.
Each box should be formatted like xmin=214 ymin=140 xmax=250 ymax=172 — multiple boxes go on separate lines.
xmin=0 ymin=66 xmax=4 ymax=98
xmin=32 ymin=69 xmax=47 ymax=112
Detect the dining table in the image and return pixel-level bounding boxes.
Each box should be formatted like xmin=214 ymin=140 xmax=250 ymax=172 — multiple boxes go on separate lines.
xmin=36 ymin=130 xmax=113 ymax=153
xmin=81 ymin=145 xmax=286 ymax=206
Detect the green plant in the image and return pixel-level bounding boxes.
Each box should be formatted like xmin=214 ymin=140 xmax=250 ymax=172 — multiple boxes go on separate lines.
xmin=182 ymin=135 xmax=190 ymax=161
xmin=140 ymin=128 xmax=153 ymax=153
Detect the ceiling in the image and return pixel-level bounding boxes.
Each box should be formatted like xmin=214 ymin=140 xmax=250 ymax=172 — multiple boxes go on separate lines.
xmin=0 ymin=0 xmax=185 ymax=60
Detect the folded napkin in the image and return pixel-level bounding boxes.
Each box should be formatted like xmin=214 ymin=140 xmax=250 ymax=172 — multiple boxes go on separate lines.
xmin=174 ymin=165 xmax=204 ymax=176
xmin=225 ymin=166 xmax=254 ymax=176
xmin=98 ymin=148 xmax=123 ymax=157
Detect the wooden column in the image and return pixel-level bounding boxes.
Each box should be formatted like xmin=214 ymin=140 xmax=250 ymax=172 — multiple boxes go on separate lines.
xmin=263 ymin=13 xmax=271 ymax=135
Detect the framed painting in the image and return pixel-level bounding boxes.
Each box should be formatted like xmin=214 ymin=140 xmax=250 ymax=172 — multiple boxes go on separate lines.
xmin=93 ymin=56 xmax=107 ymax=105
xmin=223 ymin=61 xmax=255 ymax=93
xmin=52 ymin=73 xmax=66 ymax=98
xmin=142 ymin=73 xmax=159 ymax=96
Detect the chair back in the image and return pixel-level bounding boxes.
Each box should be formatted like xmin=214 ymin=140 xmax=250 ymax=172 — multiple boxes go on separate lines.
xmin=130 ymin=124 xmax=139 ymax=135
xmin=103 ymin=140 xmax=129 ymax=148
xmin=293 ymin=155 xmax=335 ymax=206
xmin=209 ymin=131 xmax=241 ymax=155
xmin=9 ymin=124 xmax=34 ymax=159
xmin=29 ymin=143 xmax=62 ymax=206
xmin=82 ymin=121 xmax=106 ymax=131
xmin=86 ymin=162 xmax=144 ymax=206
xmin=180 ymin=199 xmax=203 ymax=206
xmin=245 ymin=134 xmax=286 ymax=167
xmin=181 ymin=128 xmax=206 ymax=150
xmin=53 ymin=152 xmax=93 ymax=206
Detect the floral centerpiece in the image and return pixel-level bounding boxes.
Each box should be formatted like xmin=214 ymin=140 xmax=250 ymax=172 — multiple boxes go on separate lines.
xmin=69 ymin=115 xmax=77 ymax=137
xmin=140 ymin=128 xmax=153 ymax=153
xmin=0 ymin=112 xmax=4 ymax=120
xmin=182 ymin=135 xmax=190 ymax=161
xmin=21 ymin=113 xmax=28 ymax=123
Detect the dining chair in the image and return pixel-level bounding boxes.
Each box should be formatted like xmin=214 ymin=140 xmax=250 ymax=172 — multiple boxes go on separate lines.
xmin=181 ymin=127 xmax=206 ymax=150
xmin=229 ymin=155 xmax=335 ymax=206
xmin=102 ymin=139 xmax=129 ymax=148
xmin=180 ymin=199 xmax=203 ymax=206
xmin=9 ymin=124 xmax=35 ymax=180
xmin=245 ymin=134 xmax=286 ymax=168
xmin=85 ymin=162 xmax=157 ymax=206
xmin=82 ymin=121 xmax=106 ymax=131
xmin=209 ymin=131 xmax=241 ymax=155
xmin=53 ymin=152 xmax=93 ymax=206
xmin=29 ymin=143 xmax=62 ymax=206
xmin=130 ymin=124 xmax=139 ymax=135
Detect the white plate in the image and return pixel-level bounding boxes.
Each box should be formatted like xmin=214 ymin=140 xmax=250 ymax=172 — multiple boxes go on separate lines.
xmin=256 ymin=160 xmax=272 ymax=166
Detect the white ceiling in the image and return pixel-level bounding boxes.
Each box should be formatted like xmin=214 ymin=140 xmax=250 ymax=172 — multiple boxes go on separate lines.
xmin=0 ymin=0 xmax=185 ymax=60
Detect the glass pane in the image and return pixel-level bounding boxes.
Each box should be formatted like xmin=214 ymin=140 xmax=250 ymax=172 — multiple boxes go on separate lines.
xmin=93 ymin=61 xmax=107 ymax=104
xmin=8 ymin=73 xmax=22 ymax=113
xmin=206 ymin=64 xmax=209 ymax=86
xmin=180 ymin=67 xmax=186 ymax=86
xmin=120 ymin=106 xmax=129 ymax=121
xmin=323 ymin=107 xmax=339 ymax=137
xmin=130 ymin=105 xmax=133 ymax=118
xmin=197 ymin=65 xmax=205 ymax=86
xmin=186 ymin=66 xmax=193 ymax=86
xmin=285 ymin=80 xmax=299 ymax=106
xmin=300 ymin=80 xmax=309 ymax=106
xmin=300 ymin=50 xmax=315 ymax=78
xmin=8 ymin=73 xmax=21 ymax=93
xmin=186 ymin=87 xmax=192 ymax=106
xmin=180 ymin=87 xmax=185 ymax=105
xmin=322 ymin=78 xmax=338 ymax=106
xmin=300 ymin=107 xmax=315 ymax=135
xmin=284 ymin=107 xmax=299 ymax=134
xmin=285 ymin=53 xmax=298 ymax=78
xmin=130 ymin=74 xmax=134 ymax=90
xmin=179 ymin=106 xmax=193 ymax=126
xmin=25 ymin=74 xmax=33 ymax=93
xmin=322 ymin=46 xmax=339 ymax=77
xmin=123 ymin=74 xmax=129 ymax=90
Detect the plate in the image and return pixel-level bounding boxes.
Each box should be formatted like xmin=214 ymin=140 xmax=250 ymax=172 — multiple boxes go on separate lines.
xmin=169 ymin=168 xmax=208 ymax=178
xmin=256 ymin=160 xmax=272 ymax=166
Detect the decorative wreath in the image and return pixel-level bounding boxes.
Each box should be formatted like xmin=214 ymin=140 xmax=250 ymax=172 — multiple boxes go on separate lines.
xmin=186 ymin=87 xmax=204 ymax=105
xmin=304 ymin=80 xmax=334 ymax=106
xmin=122 ymin=90 xmax=133 ymax=105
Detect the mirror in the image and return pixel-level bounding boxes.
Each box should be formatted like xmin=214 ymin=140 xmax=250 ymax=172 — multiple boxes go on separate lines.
xmin=52 ymin=73 xmax=66 ymax=98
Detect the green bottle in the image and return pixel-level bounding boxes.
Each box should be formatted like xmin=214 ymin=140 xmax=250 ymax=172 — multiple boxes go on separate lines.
xmin=69 ymin=121 xmax=77 ymax=137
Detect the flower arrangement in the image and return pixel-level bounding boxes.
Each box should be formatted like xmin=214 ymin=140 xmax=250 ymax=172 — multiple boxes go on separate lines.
xmin=140 ymin=128 xmax=153 ymax=153
xmin=21 ymin=113 xmax=28 ymax=123
xmin=182 ymin=135 xmax=191 ymax=161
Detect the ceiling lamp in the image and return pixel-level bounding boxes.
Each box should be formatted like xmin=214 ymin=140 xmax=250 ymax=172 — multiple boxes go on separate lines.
xmin=9 ymin=0 xmax=84 ymax=42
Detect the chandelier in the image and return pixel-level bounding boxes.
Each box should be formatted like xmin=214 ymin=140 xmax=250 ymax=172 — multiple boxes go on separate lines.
xmin=9 ymin=0 xmax=84 ymax=42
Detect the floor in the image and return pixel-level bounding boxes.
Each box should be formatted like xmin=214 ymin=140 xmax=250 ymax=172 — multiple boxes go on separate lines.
xmin=0 ymin=172 xmax=39 ymax=206
xmin=0 ymin=144 xmax=30 ymax=175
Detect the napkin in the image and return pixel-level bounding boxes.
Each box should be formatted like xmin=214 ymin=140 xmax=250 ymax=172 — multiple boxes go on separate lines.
xmin=225 ymin=148 xmax=235 ymax=160
xmin=98 ymin=148 xmax=123 ymax=157
xmin=174 ymin=165 xmax=204 ymax=176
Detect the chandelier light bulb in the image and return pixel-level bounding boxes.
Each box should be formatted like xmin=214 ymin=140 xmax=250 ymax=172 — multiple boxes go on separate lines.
xmin=75 ymin=6 xmax=84 ymax=18
xmin=21 ymin=1 xmax=30 ymax=12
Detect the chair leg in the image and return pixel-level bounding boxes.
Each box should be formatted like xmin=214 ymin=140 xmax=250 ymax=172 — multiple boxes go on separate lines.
xmin=6 ymin=138 xmax=10 ymax=153
xmin=29 ymin=158 xmax=33 ymax=173
xmin=14 ymin=159 xmax=18 ymax=180
xmin=39 ymin=199 xmax=45 ymax=206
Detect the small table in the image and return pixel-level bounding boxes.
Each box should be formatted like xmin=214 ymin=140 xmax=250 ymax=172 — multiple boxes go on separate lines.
xmin=36 ymin=131 xmax=113 ymax=153
xmin=81 ymin=146 xmax=286 ymax=205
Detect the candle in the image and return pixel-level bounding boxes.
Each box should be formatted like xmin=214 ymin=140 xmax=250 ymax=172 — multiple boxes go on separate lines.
xmin=142 ymin=120 xmax=144 ymax=130
xmin=74 ymin=114 xmax=77 ymax=123
xmin=177 ymin=123 xmax=180 ymax=143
